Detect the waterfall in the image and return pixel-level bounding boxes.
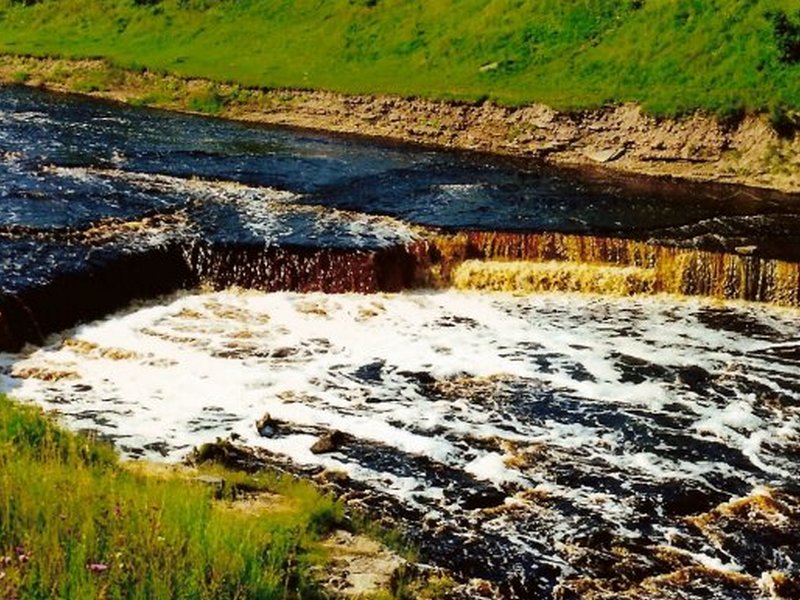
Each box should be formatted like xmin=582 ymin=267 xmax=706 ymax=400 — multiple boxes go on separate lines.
xmin=410 ymin=232 xmax=800 ymax=306
xmin=2 ymin=232 xmax=798 ymax=352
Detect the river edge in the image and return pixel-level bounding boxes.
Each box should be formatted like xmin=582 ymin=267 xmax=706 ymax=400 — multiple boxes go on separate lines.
xmin=0 ymin=389 xmax=463 ymax=599
xmin=2 ymin=55 xmax=799 ymax=194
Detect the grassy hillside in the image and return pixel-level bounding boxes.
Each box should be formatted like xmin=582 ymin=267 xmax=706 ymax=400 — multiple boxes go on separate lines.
xmin=0 ymin=0 xmax=799 ymax=116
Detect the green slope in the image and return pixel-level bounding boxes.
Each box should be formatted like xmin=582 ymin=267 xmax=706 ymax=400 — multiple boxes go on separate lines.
xmin=1 ymin=0 xmax=799 ymax=115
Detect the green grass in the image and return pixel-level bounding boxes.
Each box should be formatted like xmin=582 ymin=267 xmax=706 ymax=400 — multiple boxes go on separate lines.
xmin=0 ymin=0 xmax=798 ymax=116
xmin=0 ymin=394 xmax=342 ymax=599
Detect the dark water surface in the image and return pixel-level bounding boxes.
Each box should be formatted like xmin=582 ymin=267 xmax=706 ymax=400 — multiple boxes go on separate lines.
xmin=3 ymin=85 xmax=800 ymax=243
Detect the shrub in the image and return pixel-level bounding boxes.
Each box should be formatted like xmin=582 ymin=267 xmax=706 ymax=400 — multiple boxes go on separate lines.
xmin=769 ymin=103 xmax=799 ymax=139
xmin=187 ymin=87 xmax=226 ymax=113
xmin=767 ymin=9 xmax=800 ymax=64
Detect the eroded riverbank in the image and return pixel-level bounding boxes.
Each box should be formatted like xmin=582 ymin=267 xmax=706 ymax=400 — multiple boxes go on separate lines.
xmin=2 ymin=55 xmax=800 ymax=193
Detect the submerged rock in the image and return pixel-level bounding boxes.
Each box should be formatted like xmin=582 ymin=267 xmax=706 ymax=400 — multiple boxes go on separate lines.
xmin=460 ymin=487 xmax=507 ymax=511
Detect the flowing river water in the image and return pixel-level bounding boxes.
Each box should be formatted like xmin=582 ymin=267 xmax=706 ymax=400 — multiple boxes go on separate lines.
xmin=1 ymin=85 xmax=799 ymax=599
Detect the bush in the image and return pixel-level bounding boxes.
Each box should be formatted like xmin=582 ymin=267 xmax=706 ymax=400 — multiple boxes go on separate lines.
xmin=767 ymin=9 xmax=800 ymax=64
xmin=187 ymin=87 xmax=226 ymax=114
xmin=769 ymin=103 xmax=799 ymax=138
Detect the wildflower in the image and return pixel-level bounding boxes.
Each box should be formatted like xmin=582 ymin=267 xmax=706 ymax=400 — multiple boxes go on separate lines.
xmin=88 ymin=563 xmax=109 ymax=573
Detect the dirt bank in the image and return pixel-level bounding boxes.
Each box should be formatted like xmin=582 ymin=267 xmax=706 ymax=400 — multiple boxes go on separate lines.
xmin=2 ymin=55 xmax=799 ymax=193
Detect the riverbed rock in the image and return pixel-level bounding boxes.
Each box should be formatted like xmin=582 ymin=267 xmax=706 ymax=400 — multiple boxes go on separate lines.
xmin=194 ymin=474 xmax=226 ymax=498
xmin=314 ymin=468 xmax=351 ymax=486
xmin=189 ymin=439 xmax=264 ymax=472
xmin=761 ymin=571 xmax=800 ymax=599
xmin=460 ymin=486 xmax=507 ymax=511
xmin=318 ymin=530 xmax=405 ymax=598
xmin=256 ymin=412 xmax=279 ymax=437
xmin=582 ymin=146 xmax=626 ymax=163
xmin=677 ymin=365 xmax=712 ymax=392
xmin=311 ymin=430 xmax=347 ymax=454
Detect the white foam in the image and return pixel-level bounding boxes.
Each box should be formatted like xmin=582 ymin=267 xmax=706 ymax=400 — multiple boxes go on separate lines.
xmin=465 ymin=452 xmax=524 ymax=486
xmin=39 ymin=166 xmax=420 ymax=246
xmin=3 ymin=290 xmax=798 ymax=511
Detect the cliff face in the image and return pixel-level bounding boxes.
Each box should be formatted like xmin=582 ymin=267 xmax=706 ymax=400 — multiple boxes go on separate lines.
xmin=2 ymin=56 xmax=798 ymax=193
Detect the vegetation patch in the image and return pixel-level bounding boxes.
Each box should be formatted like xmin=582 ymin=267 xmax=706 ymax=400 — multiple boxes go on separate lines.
xmin=0 ymin=394 xmax=342 ymax=599
xmin=0 ymin=0 xmax=798 ymax=116
xmin=10 ymin=69 xmax=28 ymax=82
xmin=186 ymin=84 xmax=227 ymax=114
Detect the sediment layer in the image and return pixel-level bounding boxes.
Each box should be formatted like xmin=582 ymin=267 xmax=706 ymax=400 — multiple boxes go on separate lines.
xmin=1 ymin=56 xmax=799 ymax=193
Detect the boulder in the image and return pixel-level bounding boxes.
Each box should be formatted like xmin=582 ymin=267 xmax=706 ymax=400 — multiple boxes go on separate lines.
xmin=311 ymin=430 xmax=346 ymax=454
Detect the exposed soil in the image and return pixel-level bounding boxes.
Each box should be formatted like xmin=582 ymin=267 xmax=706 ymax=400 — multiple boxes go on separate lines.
xmin=318 ymin=530 xmax=406 ymax=598
xmin=2 ymin=55 xmax=799 ymax=193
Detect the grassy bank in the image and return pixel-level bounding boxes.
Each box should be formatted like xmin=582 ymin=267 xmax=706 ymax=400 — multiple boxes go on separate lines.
xmin=0 ymin=0 xmax=799 ymax=117
xmin=0 ymin=394 xmax=342 ymax=599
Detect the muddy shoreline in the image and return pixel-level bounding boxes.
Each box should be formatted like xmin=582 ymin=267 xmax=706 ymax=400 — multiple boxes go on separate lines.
xmin=2 ymin=55 xmax=799 ymax=194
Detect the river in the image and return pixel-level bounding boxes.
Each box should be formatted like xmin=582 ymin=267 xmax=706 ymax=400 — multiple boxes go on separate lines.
xmin=1 ymin=85 xmax=799 ymax=599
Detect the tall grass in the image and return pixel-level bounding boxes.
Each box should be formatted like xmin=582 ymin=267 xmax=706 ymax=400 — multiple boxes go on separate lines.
xmin=0 ymin=395 xmax=340 ymax=599
xmin=0 ymin=0 xmax=798 ymax=115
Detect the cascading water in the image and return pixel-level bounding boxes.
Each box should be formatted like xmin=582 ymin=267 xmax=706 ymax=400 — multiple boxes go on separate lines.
xmin=1 ymin=85 xmax=799 ymax=598
xmin=411 ymin=232 xmax=800 ymax=305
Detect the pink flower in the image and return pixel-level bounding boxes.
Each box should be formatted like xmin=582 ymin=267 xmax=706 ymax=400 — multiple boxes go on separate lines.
xmin=88 ymin=563 xmax=109 ymax=573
